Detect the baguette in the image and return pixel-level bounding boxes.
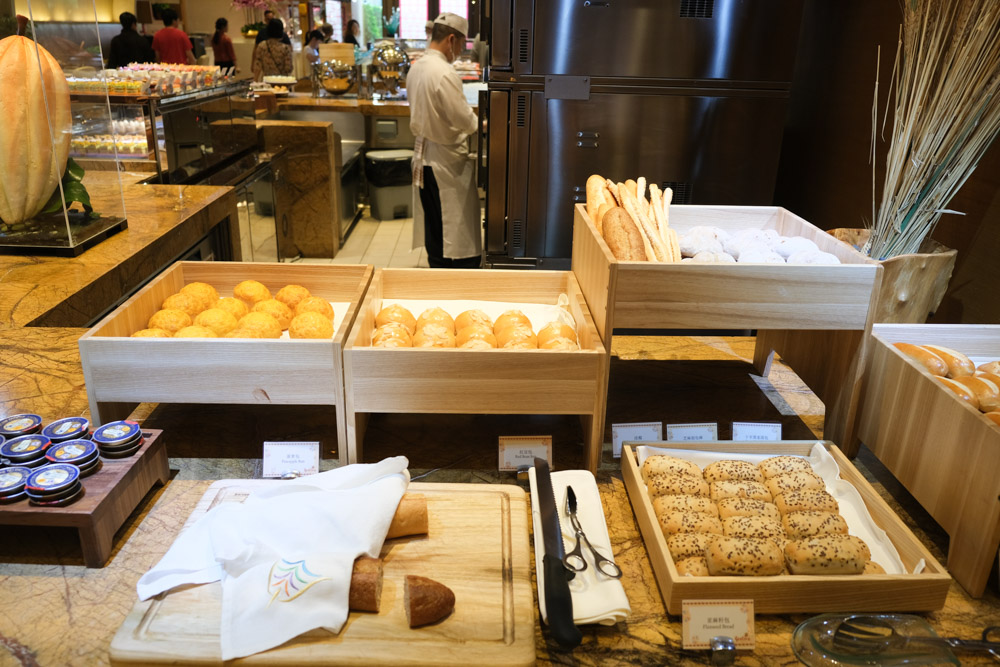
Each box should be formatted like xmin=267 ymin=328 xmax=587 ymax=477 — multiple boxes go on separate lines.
xmin=922 ymin=344 xmax=974 ymax=378
xmin=710 ymin=480 xmax=772 ymax=503
xmin=653 ymin=494 xmax=719 ymax=518
xmin=937 ymin=376 xmax=981 ymax=410
xmin=774 ymin=489 xmax=839 ymax=515
xmin=641 ymin=454 xmax=702 ymax=480
xmin=894 ymin=342 xmax=948 ymax=376
xmin=596 ymin=202 xmax=613 ymax=232
xmin=716 ymin=497 xmax=781 ymax=523
xmin=781 ymin=511 xmax=849 ymax=540
xmin=349 ymin=556 xmax=383 ymax=612
xmin=602 ymin=207 xmax=647 ymax=261
xmin=784 ymin=535 xmax=868 ymax=575
xmin=758 ymin=455 xmax=814 ymax=479
xmin=703 ymin=460 xmax=764 ymax=484
xmin=585 ymin=174 xmax=607 ymax=228
xmin=387 ymin=493 xmax=429 ymax=538
xmin=765 ymin=470 xmax=825 ymax=498
xmin=647 ymin=472 xmax=710 ymax=498
xmin=979 ymin=361 xmax=1000 ymax=376
xmin=953 ymin=375 xmax=1000 ymax=412
xmin=666 ymin=532 xmax=717 ymax=561
xmin=676 ymin=556 xmax=710 ymax=576
xmin=657 ymin=510 xmax=724 ymax=536
xmin=405 ymin=575 xmax=455 ymax=628
xmin=706 ymin=536 xmax=784 ymax=576
xmin=618 ymin=182 xmax=664 ymax=261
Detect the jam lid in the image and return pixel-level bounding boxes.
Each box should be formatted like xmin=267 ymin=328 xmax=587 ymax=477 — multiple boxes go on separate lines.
xmin=0 ymin=435 xmax=52 ymax=461
xmin=26 ymin=463 xmax=81 ymax=494
xmin=0 ymin=466 xmax=31 ymax=495
xmin=42 ymin=417 xmax=91 ymax=442
xmin=92 ymin=420 xmax=142 ymax=447
xmin=0 ymin=414 xmax=43 ymax=437
xmin=45 ymin=440 xmax=99 ymax=466
xmin=29 ymin=484 xmax=84 ymax=507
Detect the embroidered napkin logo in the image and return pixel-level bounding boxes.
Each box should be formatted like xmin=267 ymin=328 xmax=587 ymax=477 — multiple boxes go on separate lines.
xmin=267 ymin=559 xmax=330 ymax=606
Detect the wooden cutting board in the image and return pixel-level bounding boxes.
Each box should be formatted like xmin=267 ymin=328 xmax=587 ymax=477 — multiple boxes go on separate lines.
xmin=110 ymin=481 xmax=535 ymax=666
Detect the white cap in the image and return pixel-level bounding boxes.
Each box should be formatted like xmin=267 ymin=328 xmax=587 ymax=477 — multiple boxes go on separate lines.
xmin=425 ymin=20 xmax=434 ymax=32
xmin=433 ymin=12 xmax=468 ymax=37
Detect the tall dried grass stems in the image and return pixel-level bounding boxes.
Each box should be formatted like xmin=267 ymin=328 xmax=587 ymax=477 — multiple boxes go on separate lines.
xmin=868 ymin=0 xmax=1000 ymax=260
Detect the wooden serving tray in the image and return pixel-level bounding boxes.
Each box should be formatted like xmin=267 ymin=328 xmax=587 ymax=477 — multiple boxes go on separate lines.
xmin=622 ymin=441 xmax=951 ymax=614
xmin=78 ymin=262 xmax=373 ymax=464
xmin=110 ymin=481 xmax=535 ymax=666
xmin=859 ymin=324 xmax=1000 ymax=597
xmin=0 ymin=429 xmax=168 ymax=567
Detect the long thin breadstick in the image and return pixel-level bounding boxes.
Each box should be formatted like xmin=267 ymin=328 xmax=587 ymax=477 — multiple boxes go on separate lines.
xmin=662 ymin=186 xmax=673 ymax=228
xmin=618 ymin=183 xmax=657 ymax=261
xmin=605 ymin=179 xmax=622 ymax=206
xmin=621 ymin=182 xmax=668 ymax=262
xmin=636 ymin=177 xmax=650 ymax=218
xmin=667 ymin=228 xmax=681 ymax=262
xmin=649 ymin=184 xmax=669 ymax=249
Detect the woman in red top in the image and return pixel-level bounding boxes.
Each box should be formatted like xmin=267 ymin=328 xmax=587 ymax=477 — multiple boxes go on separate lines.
xmin=211 ymin=18 xmax=236 ymax=71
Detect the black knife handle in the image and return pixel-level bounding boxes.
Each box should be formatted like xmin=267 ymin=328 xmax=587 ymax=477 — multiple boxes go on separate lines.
xmin=543 ymin=553 xmax=583 ymax=649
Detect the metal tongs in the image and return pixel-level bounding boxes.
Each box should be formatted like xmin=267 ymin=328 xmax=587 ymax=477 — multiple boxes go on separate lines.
xmin=562 ymin=486 xmax=623 ymax=579
xmin=833 ymin=615 xmax=1000 ymax=661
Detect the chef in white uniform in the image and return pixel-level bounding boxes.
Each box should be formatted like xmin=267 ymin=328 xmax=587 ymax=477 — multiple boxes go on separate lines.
xmin=409 ymin=13 xmax=481 ymax=268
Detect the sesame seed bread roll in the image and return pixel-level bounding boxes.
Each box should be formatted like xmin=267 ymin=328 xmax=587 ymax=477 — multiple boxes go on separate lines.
xmin=863 ymin=560 xmax=887 ymax=575
xmin=647 ymin=473 xmax=710 ymax=498
xmin=706 ymin=536 xmax=785 ymax=576
xmin=784 ymin=535 xmax=869 ymax=575
xmin=666 ymin=533 xmax=717 ymax=561
xmin=710 ymin=480 xmax=772 ymax=503
xmin=781 ymin=511 xmax=849 ymax=540
xmin=703 ymin=460 xmax=764 ymax=484
xmin=716 ymin=497 xmax=782 ymax=523
xmin=676 ymin=556 xmax=710 ymax=576
xmin=653 ymin=494 xmax=719 ymax=518
xmin=758 ymin=455 xmax=814 ymax=479
xmin=721 ymin=516 xmax=785 ymax=544
xmin=658 ymin=510 xmax=723 ymax=536
xmin=765 ymin=470 xmax=826 ymax=498
xmin=641 ymin=454 xmax=702 ymax=481
xmin=922 ymin=344 xmax=974 ymax=378
xmin=774 ymin=489 xmax=840 ymax=516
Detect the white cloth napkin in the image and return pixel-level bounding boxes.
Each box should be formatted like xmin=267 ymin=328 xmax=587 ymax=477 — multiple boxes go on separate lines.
xmin=136 ymin=457 xmax=410 ymax=660
xmin=528 ymin=468 xmax=630 ymax=626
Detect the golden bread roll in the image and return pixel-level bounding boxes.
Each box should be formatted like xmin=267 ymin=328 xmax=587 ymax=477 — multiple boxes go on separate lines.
xmin=162 ymin=292 xmax=203 ymax=318
xmin=657 ymin=510 xmax=723 ymax=536
xmin=174 ymin=325 xmax=217 ymax=338
xmin=456 ymin=323 xmax=497 ymax=348
xmin=781 ymin=511 xmax=849 ymax=540
xmin=295 ymin=296 xmax=335 ymax=321
xmin=233 ymin=280 xmax=272 ymax=307
xmin=237 ymin=312 xmax=282 ymax=339
xmin=497 ymin=325 xmax=537 ymax=349
xmin=721 ymin=515 xmax=785 ymax=544
xmin=376 ymin=304 xmax=417 ymax=334
xmin=216 ymin=296 xmax=249 ymax=320
xmin=412 ymin=323 xmax=456 ymax=348
xmin=289 ymin=312 xmax=334 ymax=339
xmin=416 ymin=307 xmax=455 ymax=334
xmin=223 ymin=328 xmax=266 ymax=339
xmin=937 ymin=376 xmax=981 ymax=410
xmin=459 ymin=338 xmax=494 ymax=350
xmin=894 ymin=342 xmax=947 ymax=376
xmin=758 ymin=455 xmax=814 ymax=479
xmin=539 ymin=336 xmax=578 ymax=350
xmin=494 ymin=310 xmax=532 ymax=335
xmin=706 ymin=536 xmax=784 ymax=576
xmin=373 ymin=322 xmax=412 ymax=347
xmin=863 ymin=560 xmax=887 ymax=575
xmin=647 ymin=473 xmax=710 ymax=498
xmin=148 ymin=308 xmax=192 ymax=334
xmin=602 ymin=206 xmax=647 ymax=261
xmin=274 ymin=284 xmax=311 ymax=311
xmin=703 ymin=460 xmax=764 ymax=484
xmin=537 ymin=321 xmax=578 ymax=346
xmin=641 ymin=454 xmax=702 ymax=481
xmin=716 ymin=497 xmax=781 ymax=523
xmin=374 ymin=336 xmax=411 ymax=348
xmin=252 ymin=299 xmax=294 ymax=330
xmin=953 ymin=375 xmax=1000 ymax=412
xmin=503 ymin=337 xmax=539 ymax=350
xmin=666 ymin=533 xmax=717 ymax=561
xmin=922 ymin=344 xmax=974 ymax=378
xmin=710 ymin=480 xmax=772 ymax=503
xmin=131 ymin=328 xmax=173 ymax=338
xmin=976 ymin=370 xmax=1000 ymax=387
xmin=765 ymin=471 xmax=826 ymax=498
xmin=653 ymin=494 xmax=719 ymax=518
xmin=180 ymin=282 xmax=220 ymax=311
xmin=978 ymin=361 xmax=1000 ymax=376
xmin=675 ymin=556 xmax=710 ymax=576
xmin=454 ymin=309 xmax=492 ymax=332
xmin=986 ymin=411 xmax=1000 ymax=427
xmin=194 ymin=308 xmax=239 ymax=336
xmin=784 ymin=535 xmax=868 ymax=575
xmin=774 ymin=489 xmax=839 ymax=515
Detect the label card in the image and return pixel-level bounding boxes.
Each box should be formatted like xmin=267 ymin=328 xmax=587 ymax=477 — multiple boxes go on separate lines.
xmin=732 ymin=422 xmax=782 ymax=442
xmin=682 ymin=599 xmax=755 ymax=650
xmin=262 ymin=441 xmax=320 ymax=478
xmin=611 ymin=422 xmax=663 ymax=458
xmin=666 ymin=423 xmax=718 ymax=442
xmin=499 ymin=436 xmax=552 ymax=472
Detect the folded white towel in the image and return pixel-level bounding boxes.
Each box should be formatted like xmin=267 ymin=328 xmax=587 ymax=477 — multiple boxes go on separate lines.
xmin=136 ymin=457 xmax=410 ymax=660
xmin=528 ymin=468 xmax=630 ymax=626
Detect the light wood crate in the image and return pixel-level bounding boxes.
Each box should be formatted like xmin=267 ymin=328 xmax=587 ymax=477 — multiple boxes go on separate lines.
xmin=343 ymin=268 xmax=607 ymax=471
xmin=78 ymin=262 xmax=373 ymax=464
xmin=571 ymin=204 xmax=883 ymax=454
xmin=859 ymin=324 xmax=1000 ymax=598
xmin=622 ymin=442 xmax=951 ymax=614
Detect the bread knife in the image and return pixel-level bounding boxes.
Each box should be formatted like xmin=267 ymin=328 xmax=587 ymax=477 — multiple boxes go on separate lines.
xmin=533 ymin=457 xmax=582 ymax=649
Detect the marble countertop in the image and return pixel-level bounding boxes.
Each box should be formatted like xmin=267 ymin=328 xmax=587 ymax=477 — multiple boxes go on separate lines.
xmin=278 ymin=93 xmax=412 ymax=116
xmin=0 ymin=332 xmax=998 ymax=665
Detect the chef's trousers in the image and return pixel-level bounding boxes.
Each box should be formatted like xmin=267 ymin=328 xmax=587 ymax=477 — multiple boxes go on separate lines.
xmin=419 ymin=167 xmax=481 ymax=269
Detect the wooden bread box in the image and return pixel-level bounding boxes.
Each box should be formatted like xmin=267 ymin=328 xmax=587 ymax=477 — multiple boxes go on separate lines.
xmin=343 ymin=268 xmax=607 ymax=471
xmin=571 ymin=204 xmax=883 ymax=455
xmin=78 ymin=262 xmax=373 ymax=464
xmin=621 ymin=441 xmax=951 ymax=614
xmin=858 ymin=324 xmax=1000 ymax=597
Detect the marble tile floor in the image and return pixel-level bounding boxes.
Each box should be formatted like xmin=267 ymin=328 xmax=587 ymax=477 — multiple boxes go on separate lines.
xmin=292 ymin=211 xmax=428 ymax=269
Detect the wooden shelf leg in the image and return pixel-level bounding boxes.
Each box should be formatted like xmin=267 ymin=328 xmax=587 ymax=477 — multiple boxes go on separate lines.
xmin=79 ymin=520 xmax=113 ymax=568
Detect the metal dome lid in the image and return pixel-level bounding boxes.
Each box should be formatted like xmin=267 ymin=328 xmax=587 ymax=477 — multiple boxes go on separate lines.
xmin=372 ymin=42 xmax=410 ymax=69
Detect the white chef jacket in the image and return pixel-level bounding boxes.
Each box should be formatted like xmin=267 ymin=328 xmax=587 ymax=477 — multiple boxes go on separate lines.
xmin=408 ymin=49 xmax=481 ymax=259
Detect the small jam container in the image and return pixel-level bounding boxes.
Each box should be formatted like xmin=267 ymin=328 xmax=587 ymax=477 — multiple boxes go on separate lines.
xmin=92 ymin=420 xmax=142 ymax=449
xmin=0 ymin=466 xmax=32 ymax=497
xmin=45 ymin=440 xmax=99 ymax=467
xmin=25 ymin=480 xmax=82 ymax=502
xmin=0 ymin=435 xmax=52 ymax=465
xmin=28 ymin=484 xmax=85 ymax=507
xmin=76 ymin=457 xmax=102 ymax=478
xmin=25 ymin=463 xmax=81 ymax=496
xmin=0 ymin=414 xmax=43 ymax=438
xmin=42 ymin=417 xmax=91 ymax=444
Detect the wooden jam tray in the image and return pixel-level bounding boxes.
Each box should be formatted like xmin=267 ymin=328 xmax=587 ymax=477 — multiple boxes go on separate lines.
xmin=0 ymin=429 xmax=168 ymax=567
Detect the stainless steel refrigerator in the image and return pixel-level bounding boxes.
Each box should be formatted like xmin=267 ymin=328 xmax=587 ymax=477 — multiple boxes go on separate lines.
xmin=480 ymin=0 xmax=804 ymax=268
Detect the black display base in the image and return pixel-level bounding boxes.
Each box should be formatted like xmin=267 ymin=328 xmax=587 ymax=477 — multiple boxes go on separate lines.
xmin=0 ymin=213 xmax=128 ymax=257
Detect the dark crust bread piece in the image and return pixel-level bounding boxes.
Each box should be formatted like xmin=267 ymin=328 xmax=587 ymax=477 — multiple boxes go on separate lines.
xmin=603 ymin=207 xmax=647 ymax=261
xmin=349 ymin=556 xmax=383 ymax=612
xmin=405 ymin=575 xmax=456 ymax=628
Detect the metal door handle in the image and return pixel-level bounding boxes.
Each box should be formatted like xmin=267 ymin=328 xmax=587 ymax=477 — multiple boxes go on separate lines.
xmin=584 ymin=1 xmax=610 ymax=6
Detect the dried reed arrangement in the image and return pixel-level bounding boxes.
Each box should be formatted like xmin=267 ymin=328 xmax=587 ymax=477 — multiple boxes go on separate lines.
xmin=868 ymin=0 xmax=1000 ymax=260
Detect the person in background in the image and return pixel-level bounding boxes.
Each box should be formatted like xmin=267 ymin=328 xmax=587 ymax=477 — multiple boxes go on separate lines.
xmin=344 ymin=19 xmax=360 ymax=47
xmin=408 ymin=13 xmax=480 ymax=268
xmin=152 ymin=8 xmax=195 ymax=65
xmin=108 ymin=11 xmax=153 ymax=68
xmin=211 ymin=18 xmax=236 ymax=72
xmin=305 ymin=29 xmax=323 ymax=65
xmin=252 ymin=18 xmax=293 ymax=81
xmin=320 ymin=24 xmax=334 ymax=43
xmin=424 ymin=20 xmax=433 ymax=42
xmin=255 ymin=10 xmax=291 ymax=46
